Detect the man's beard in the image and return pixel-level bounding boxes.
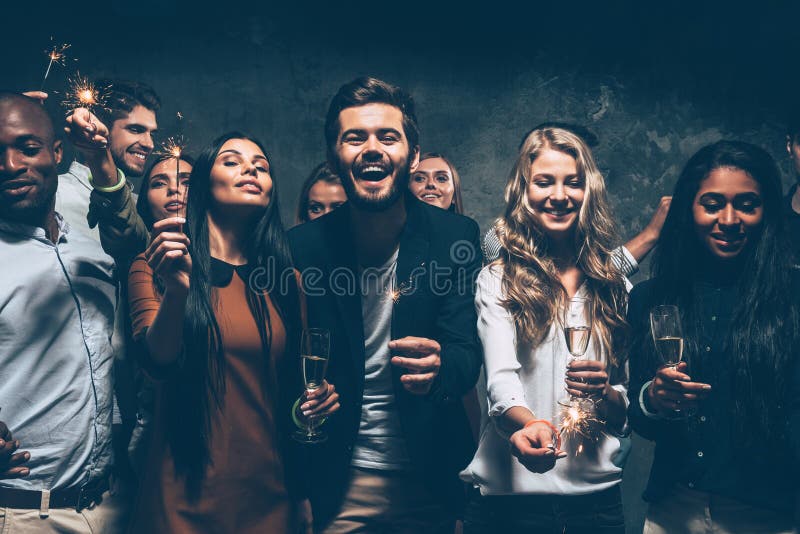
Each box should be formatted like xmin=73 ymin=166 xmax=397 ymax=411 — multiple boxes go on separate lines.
xmin=111 ymin=145 xmax=145 ymax=177
xmin=338 ymin=159 xmax=411 ymax=213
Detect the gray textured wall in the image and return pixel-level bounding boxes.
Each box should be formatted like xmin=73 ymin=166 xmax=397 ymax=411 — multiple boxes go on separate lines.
xmin=3 ymin=3 xmax=798 ymax=531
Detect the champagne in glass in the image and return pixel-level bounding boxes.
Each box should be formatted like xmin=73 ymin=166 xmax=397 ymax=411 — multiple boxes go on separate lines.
xmin=302 ymin=354 xmax=328 ymax=392
xmin=562 ymin=296 xmax=593 ymax=407
xmin=563 ymin=296 xmax=592 ymax=361
xmin=294 ymin=328 xmax=330 ymax=444
xmin=650 ymin=305 xmax=684 ymax=368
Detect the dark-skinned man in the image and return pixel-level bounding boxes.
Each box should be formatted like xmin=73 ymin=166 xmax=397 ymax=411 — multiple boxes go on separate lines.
xmin=0 ymin=93 xmax=126 ymax=532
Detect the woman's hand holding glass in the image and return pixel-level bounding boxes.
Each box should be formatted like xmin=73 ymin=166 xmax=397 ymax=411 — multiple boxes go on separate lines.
xmin=646 ymin=361 xmax=711 ymax=414
xmin=298 ymin=380 xmax=340 ymax=420
xmin=565 ymin=359 xmax=609 ymax=400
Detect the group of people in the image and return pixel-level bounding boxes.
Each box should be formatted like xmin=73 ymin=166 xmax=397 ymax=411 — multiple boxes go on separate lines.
xmin=0 ymin=74 xmax=797 ymax=534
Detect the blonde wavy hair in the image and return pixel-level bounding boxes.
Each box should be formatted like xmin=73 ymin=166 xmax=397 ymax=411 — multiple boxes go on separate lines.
xmin=496 ymin=127 xmax=628 ymax=364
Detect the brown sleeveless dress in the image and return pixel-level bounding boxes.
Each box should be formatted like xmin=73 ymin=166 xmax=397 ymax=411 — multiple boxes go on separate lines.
xmin=128 ymin=255 xmax=299 ymax=533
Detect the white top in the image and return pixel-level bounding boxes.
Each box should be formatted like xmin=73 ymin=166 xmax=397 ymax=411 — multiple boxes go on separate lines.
xmin=461 ymin=265 xmax=630 ymax=495
xmin=351 ymin=250 xmax=412 ymax=470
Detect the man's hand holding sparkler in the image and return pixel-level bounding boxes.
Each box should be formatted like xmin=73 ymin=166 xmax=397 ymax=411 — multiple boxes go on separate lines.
xmin=65 ymin=107 xmax=109 ymax=151
xmin=64 ymin=108 xmax=123 ymax=189
xmin=646 ymin=362 xmax=711 ymax=415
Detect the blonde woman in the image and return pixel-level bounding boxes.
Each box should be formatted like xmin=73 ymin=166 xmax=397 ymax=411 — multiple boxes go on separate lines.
xmin=461 ymin=127 xmax=630 ymax=533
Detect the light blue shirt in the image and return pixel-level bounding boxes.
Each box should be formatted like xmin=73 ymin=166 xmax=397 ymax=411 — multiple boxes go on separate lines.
xmin=56 ymin=161 xmax=98 ymax=242
xmin=0 ymin=214 xmax=116 ymax=491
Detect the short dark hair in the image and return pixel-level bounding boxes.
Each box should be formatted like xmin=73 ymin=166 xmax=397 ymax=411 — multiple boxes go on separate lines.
xmin=94 ymin=79 xmax=161 ymax=127
xmin=324 ymin=77 xmax=419 ymax=155
xmin=786 ymin=107 xmax=800 ymax=140
xmin=0 ymin=92 xmax=56 ymax=142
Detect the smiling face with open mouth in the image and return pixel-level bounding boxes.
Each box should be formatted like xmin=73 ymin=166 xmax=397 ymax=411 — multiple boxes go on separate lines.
xmin=109 ymin=105 xmax=158 ymax=177
xmin=333 ymin=103 xmax=419 ymax=212
xmin=525 ymin=147 xmax=585 ymax=242
xmin=209 ymin=138 xmax=273 ymax=213
xmin=409 ymin=157 xmax=455 ymax=210
xmin=693 ymin=166 xmax=763 ymax=260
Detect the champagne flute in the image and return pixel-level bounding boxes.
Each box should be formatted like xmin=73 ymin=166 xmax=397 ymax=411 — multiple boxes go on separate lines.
xmin=293 ymin=328 xmax=330 ymax=444
xmin=649 ymin=305 xmax=684 ymax=368
xmin=562 ymin=296 xmax=593 ymax=408
xmin=563 ymin=296 xmax=592 ymax=362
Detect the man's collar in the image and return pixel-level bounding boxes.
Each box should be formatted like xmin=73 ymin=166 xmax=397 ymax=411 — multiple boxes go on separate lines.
xmin=0 ymin=212 xmax=69 ymax=243
xmin=66 ymin=160 xmax=91 ymax=188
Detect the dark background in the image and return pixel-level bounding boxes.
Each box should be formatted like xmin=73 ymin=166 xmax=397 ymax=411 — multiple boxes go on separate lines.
xmin=3 ymin=2 xmax=798 ymax=531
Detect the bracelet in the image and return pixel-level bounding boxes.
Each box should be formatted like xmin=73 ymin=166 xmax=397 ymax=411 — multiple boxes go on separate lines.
xmin=291 ymin=397 xmax=327 ymax=430
xmin=524 ymin=419 xmax=561 ymax=449
xmin=89 ymin=168 xmax=126 ymax=193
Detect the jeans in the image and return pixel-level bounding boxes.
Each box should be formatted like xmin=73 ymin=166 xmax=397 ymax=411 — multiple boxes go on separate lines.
xmin=463 ymin=484 xmax=624 ymax=534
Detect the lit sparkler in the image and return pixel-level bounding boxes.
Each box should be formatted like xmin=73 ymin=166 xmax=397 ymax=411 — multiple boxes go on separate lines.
xmin=156 ymin=134 xmax=189 ymax=224
xmin=62 ymin=74 xmax=110 ymax=117
xmin=40 ymin=40 xmax=70 ymax=91
xmin=556 ymin=399 xmax=601 ymax=456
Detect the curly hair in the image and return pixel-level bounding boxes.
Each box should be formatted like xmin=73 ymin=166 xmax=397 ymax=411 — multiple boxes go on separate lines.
xmin=497 ymin=126 xmax=628 ymax=364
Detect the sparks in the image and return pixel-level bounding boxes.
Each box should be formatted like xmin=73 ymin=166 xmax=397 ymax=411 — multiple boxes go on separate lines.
xmin=45 ymin=43 xmax=70 ymax=64
xmin=557 ymin=399 xmax=601 ymax=455
xmin=62 ymin=74 xmax=109 ymax=115
xmin=40 ymin=41 xmax=71 ymax=91
xmin=157 ymin=136 xmax=187 ymax=161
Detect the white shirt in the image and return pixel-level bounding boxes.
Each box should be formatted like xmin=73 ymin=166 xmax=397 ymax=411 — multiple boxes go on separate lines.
xmin=351 ymin=250 xmax=412 ymax=470
xmin=461 ymin=265 xmax=630 ymax=495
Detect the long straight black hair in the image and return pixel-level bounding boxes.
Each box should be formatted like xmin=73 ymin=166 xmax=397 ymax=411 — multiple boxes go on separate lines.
xmin=648 ymin=140 xmax=798 ymax=447
xmin=164 ymin=132 xmax=301 ymax=496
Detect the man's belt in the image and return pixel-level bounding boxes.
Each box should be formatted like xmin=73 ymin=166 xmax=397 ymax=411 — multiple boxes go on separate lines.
xmin=0 ymin=477 xmax=109 ymax=511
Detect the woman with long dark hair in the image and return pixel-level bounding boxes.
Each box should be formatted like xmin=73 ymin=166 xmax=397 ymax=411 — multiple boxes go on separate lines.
xmin=461 ymin=126 xmax=630 ymax=533
xmin=128 ymin=132 xmax=340 ymax=532
xmin=135 ymin=152 xmax=195 ymax=229
xmin=627 ymin=140 xmax=800 ymax=533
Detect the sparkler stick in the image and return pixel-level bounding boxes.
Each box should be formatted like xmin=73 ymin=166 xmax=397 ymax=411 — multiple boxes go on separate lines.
xmin=40 ymin=41 xmax=70 ymax=92
xmin=156 ymin=133 xmax=189 ymax=231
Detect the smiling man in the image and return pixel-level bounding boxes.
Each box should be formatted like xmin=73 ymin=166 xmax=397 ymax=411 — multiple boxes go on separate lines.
xmin=57 ymin=79 xmax=159 ymax=258
xmin=0 ymin=92 xmax=125 ymax=532
xmin=288 ymin=77 xmax=482 ymax=533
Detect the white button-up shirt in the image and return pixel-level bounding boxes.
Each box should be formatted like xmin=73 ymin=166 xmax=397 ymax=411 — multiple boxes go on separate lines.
xmin=461 ymin=265 xmax=630 ymax=495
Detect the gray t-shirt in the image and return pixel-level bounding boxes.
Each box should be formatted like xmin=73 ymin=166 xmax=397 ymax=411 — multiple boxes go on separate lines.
xmin=351 ymin=249 xmax=412 ymax=471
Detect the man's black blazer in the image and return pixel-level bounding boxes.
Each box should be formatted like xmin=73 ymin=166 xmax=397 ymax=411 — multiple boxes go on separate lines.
xmin=287 ymin=196 xmax=483 ymax=528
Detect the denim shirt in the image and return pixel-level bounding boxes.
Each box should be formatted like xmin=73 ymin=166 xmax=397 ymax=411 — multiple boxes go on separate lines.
xmin=0 ymin=214 xmax=116 ymax=491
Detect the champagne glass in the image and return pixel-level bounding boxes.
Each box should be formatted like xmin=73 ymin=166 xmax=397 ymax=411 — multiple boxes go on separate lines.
xmin=562 ymin=296 xmax=593 ymax=408
xmin=293 ymin=328 xmax=330 ymax=444
xmin=563 ymin=296 xmax=592 ymax=362
xmin=649 ymin=305 xmax=684 ymax=368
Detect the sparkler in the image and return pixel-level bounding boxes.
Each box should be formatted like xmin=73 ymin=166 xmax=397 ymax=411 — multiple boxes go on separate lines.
xmin=156 ymin=133 xmax=189 ymax=229
xmin=40 ymin=40 xmax=70 ymax=91
xmin=62 ymin=74 xmax=110 ymax=133
xmin=554 ymin=399 xmax=601 ymax=456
